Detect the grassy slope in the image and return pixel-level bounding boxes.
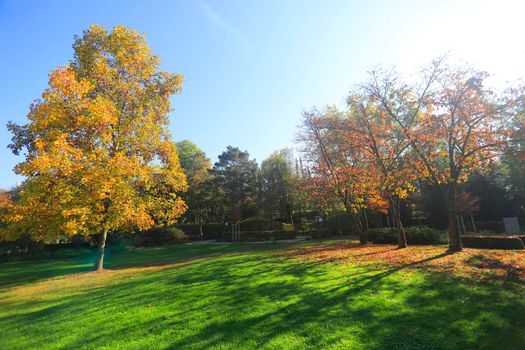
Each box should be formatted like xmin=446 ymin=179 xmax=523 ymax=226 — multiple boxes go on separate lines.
xmin=0 ymin=241 xmax=524 ymax=350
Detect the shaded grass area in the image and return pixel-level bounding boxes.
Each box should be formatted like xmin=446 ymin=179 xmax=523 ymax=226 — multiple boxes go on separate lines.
xmin=0 ymin=241 xmax=524 ymax=349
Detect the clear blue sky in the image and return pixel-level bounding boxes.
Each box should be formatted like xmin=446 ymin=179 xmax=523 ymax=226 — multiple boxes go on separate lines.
xmin=1 ymin=0 xmax=524 ymax=189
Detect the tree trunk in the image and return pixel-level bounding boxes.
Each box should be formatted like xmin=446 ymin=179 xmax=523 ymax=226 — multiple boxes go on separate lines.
xmin=95 ymin=228 xmax=109 ymax=271
xmin=447 ymin=198 xmax=462 ymax=252
xmin=460 ymin=215 xmax=466 ymax=234
xmin=355 ymin=211 xmax=368 ymax=245
xmin=390 ymin=198 xmax=407 ymax=249
xmin=470 ymin=213 xmax=476 ymax=233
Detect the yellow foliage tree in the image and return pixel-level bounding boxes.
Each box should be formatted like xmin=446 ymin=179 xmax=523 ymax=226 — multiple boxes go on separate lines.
xmin=5 ymin=25 xmax=187 ymax=270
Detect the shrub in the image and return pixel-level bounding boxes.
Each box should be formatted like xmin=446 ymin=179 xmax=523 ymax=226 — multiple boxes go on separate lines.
xmin=462 ymin=236 xmax=525 ymax=250
xmin=309 ymin=228 xmax=333 ymax=240
xmin=222 ymin=230 xmax=297 ymax=242
xmin=368 ymin=226 xmax=446 ymax=245
xmin=239 ymin=217 xmax=282 ymax=232
xmin=282 ymin=223 xmax=294 ymax=231
xmin=176 ymin=223 xmax=223 ymax=240
xmin=133 ymin=227 xmax=188 ymax=247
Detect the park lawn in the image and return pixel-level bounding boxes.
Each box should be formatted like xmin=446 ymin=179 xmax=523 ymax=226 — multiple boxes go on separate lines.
xmin=0 ymin=240 xmax=524 ymax=350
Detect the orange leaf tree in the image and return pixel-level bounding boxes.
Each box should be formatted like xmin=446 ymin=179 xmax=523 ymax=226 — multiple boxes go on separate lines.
xmin=298 ymin=107 xmax=380 ymax=244
xmin=5 ymin=25 xmax=187 ymax=270
xmin=346 ymin=92 xmax=419 ymax=248
xmin=366 ymin=61 xmax=515 ymax=251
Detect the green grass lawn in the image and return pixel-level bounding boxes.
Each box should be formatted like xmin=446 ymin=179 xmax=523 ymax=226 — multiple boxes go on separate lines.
xmin=0 ymin=240 xmax=524 ymax=349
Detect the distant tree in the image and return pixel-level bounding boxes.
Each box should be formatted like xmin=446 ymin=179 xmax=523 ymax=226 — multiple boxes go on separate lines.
xmin=176 ymin=140 xmax=223 ymax=232
xmin=4 ymin=25 xmax=187 ymax=270
xmin=176 ymin=140 xmax=211 ymax=185
xmin=259 ymin=149 xmax=298 ymax=223
xmin=213 ymin=146 xmax=258 ymax=222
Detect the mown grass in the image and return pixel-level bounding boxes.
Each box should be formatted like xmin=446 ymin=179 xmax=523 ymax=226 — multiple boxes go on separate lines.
xmin=0 ymin=240 xmax=524 ymax=349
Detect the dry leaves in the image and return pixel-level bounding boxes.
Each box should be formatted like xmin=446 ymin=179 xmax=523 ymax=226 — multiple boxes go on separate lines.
xmin=286 ymin=242 xmax=525 ymax=281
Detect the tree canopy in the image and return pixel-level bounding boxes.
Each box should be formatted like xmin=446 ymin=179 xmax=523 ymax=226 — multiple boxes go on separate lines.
xmin=3 ymin=25 xmax=187 ymax=270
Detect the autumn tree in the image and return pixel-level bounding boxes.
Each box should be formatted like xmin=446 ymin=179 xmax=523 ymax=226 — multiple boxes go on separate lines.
xmin=347 ymin=93 xmax=416 ymax=248
xmin=366 ymin=61 xmax=515 ymax=251
xmin=5 ymin=25 xmax=187 ymax=270
xmin=298 ymin=107 xmax=376 ymax=244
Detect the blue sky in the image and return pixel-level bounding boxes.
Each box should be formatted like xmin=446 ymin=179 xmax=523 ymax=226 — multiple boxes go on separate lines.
xmin=1 ymin=0 xmax=524 ymax=189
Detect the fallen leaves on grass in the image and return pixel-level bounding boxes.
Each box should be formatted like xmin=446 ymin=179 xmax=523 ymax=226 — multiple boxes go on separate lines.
xmin=285 ymin=242 xmax=525 ymax=281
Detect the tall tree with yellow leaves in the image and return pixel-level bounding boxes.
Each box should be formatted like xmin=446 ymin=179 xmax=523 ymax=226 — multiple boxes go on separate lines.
xmin=5 ymin=25 xmax=187 ymax=270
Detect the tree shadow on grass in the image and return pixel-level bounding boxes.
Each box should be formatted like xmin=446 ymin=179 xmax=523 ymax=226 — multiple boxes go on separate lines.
xmin=1 ymin=246 xmax=523 ymax=350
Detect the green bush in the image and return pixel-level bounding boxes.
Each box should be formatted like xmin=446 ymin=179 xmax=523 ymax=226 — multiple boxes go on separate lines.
xmin=309 ymin=228 xmax=333 ymax=239
xmin=368 ymin=226 xmax=446 ymax=245
xmin=239 ymin=217 xmax=282 ymax=232
xmin=133 ymin=227 xmax=189 ymax=247
xmin=175 ymin=223 xmax=224 ymax=239
xmin=222 ymin=230 xmax=297 ymax=242
xmin=282 ymin=223 xmax=294 ymax=231
xmin=462 ymin=236 xmax=525 ymax=250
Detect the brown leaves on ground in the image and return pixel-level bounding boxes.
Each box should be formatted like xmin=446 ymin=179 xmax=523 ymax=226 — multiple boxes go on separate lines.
xmin=286 ymin=242 xmax=525 ymax=281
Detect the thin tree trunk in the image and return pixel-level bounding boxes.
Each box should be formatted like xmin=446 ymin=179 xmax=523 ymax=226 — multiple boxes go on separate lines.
xmin=460 ymin=215 xmax=466 ymax=234
xmin=95 ymin=228 xmax=109 ymax=271
xmin=355 ymin=211 xmax=368 ymax=245
xmin=470 ymin=213 xmax=476 ymax=233
xmin=447 ymin=193 xmax=462 ymax=252
xmin=363 ymin=209 xmax=370 ymax=231
xmin=390 ymin=198 xmax=407 ymax=249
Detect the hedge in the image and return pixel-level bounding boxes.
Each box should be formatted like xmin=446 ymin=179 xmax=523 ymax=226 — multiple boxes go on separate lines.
xmin=133 ymin=227 xmax=188 ymax=247
xmin=175 ymin=223 xmax=223 ymax=239
xmin=461 ymin=236 xmax=525 ymax=250
xmin=309 ymin=228 xmax=333 ymax=239
xmin=238 ymin=218 xmax=282 ymax=232
xmin=222 ymin=230 xmax=297 ymax=242
xmin=368 ymin=226 xmax=446 ymax=245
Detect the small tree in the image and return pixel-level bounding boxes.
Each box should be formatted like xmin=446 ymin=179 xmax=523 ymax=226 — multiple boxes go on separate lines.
xmin=5 ymin=25 xmax=187 ymax=270
xmin=298 ymin=107 xmax=377 ymax=244
xmin=347 ymin=94 xmax=416 ymax=248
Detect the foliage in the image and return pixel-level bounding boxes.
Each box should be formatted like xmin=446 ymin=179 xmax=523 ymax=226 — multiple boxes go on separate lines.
xmin=238 ymin=217 xmax=282 ymax=231
xmin=259 ymin=149 xmax=299 ymax=222
xmin=212 ymin=146 xmax=258 ymax=221
xmin=133 ymin=227 xmax=188 ymax=247
xmin=298 ymin=107 xmax=375 ymax=243
xmin=364 ymin=60 xmax=517 ymax=250
xmin=175 ymin=223 xmax=224 ymax=239
xmin=462 ymin=236 xmax=525 ymax=250
xmin=282 ymin=223 xmax=294 ymax=231
xmin=221 ymin=230 xmax=297 ymax=242
xmin=368 ymin=226 xmax=446 ymax=245
xmin=3 ymin=25 xmax=187 ymax=269
xmin=175 ymin=140 xmax=222 ymax=224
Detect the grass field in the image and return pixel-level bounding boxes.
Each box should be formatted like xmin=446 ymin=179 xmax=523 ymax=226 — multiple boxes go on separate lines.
xmin=1 ymin=240 xmax=524 ymax=349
